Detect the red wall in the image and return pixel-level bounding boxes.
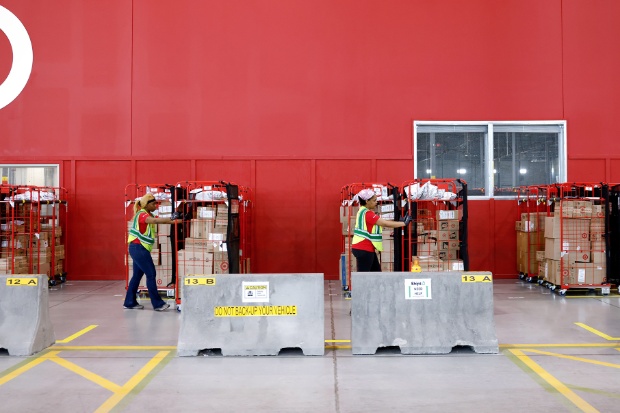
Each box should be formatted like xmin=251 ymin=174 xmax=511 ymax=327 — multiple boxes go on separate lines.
xmin=2 ymin=0 xmax=620 ymax=280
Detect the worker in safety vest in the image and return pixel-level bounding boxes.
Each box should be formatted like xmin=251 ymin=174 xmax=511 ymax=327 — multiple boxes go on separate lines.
xmin=123 ymin=192 xmax=182 ymax=311
xmin=352 ymin=188 xmax=411 ymax=272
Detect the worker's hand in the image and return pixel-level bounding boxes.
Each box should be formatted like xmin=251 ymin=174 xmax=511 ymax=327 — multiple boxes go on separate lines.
xmin=400 ymin=213 xmax=412 ymax=226
xmin=170 ymin=211 xmax=183 ymax=220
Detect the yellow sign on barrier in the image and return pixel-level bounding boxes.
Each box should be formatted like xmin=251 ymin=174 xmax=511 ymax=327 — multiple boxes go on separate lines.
xmin=184 ymin=277 xmax=216 ymax=286
xmin=5 ymin=277 xmax=38 ymax=286
xmin=214 ymin=305 xmax=297 ymax=317
xmin=461 ymin=275 xmax=492 ymax=283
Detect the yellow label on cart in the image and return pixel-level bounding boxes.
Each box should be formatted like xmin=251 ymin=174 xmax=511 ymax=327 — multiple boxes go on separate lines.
xmin=5 ymin=277 xmax=38 ymax=286
xmin=184 ymin=277 xmax=216 ymax=286
xmin=462 ymin=275 xmax=492 ymax=283
xmin=214 ymin=305 xmax=297 ymax=317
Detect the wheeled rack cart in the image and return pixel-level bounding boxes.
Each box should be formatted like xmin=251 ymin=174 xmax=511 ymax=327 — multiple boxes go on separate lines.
xmin=124 ymin=181 xmax=254 ymax=310
xmin=398 ymin=178 xmax=469 ymax=273
xmin=0 ymin=184 xmax=68 ymax=286
xmin=541 ymin=182 xmax=610 ymax=296
xmin=172 ymin=181 xmax=253 ymax=309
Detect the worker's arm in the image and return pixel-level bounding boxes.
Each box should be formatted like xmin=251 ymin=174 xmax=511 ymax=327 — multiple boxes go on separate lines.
xmin=376 ymin=218 xmax=406 ymax=228
xmin=145 ymin=216 xmax=182 ymax=225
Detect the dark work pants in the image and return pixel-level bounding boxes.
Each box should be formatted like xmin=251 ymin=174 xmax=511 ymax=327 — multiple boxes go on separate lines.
xmin=352 ymin=248 xmax=381 ymax=272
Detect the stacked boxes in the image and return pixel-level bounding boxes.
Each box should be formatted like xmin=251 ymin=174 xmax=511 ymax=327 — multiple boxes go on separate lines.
xmin=411 ymin=208 xmax=463 ymax=271
xmin=0 ymin=200 xmax=65 ymax=278
xmin=515 ymin=211 xmax=546 ymax=276
xmin=541 ymin=199 xmax=606 ymax=286
xmin=179 ymin=202 xmax=229 ymax=279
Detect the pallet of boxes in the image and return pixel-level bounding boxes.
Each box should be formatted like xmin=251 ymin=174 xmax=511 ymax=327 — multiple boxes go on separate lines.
xmin=412 ymin=209 xmax=464 ymax=272
xmin=178 ymin=203 xmax=229 ymax=284
xmin=541 ymin=200 xmax=606 ymax=289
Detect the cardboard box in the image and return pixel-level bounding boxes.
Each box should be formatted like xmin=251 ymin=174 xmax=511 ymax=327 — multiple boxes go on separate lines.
xmin=437 ymin=230 xmax=458 ymax=241
xmin=412 ymin=256 xmax=443 ymax=271
xmin=184 ymin=237 xmax=217 ymax=251
xmin=436 ymin=210 xmax=460 ymax=221
xmin=438 ymin=250 xmax=458 ymax=261
xmin=438 ymin=220 xmax=459 ymax=231
xmin=190 ymin=219 xmax=212 ymax=239
xmin=569 ymin=264 xmax=605 ymax=285
xmin=438 ymin=240 xmax=459 ymax=251
xmin=562 ymin=218 xmax=590 ymax=241
xmin=544 ymin=216 xmax=561 ymax=239
xmin=443 ymin=259 xmax=464 ymax=271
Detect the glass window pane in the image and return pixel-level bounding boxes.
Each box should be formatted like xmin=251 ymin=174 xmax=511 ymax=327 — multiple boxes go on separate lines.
xmin=417 ymin=132 xmax=486 ymax=195
xmin=493 ymin=132 xmax=559 ymax=197
xmin=0 ymin=165 xmax=59 ymax=187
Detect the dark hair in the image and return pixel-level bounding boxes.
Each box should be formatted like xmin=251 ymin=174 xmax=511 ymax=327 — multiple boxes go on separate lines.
xmin=359 ymin=198 xmax=367 ymax=206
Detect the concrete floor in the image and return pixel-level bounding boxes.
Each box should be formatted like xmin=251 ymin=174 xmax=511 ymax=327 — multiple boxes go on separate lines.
xmin=1 ymin=279 xmax=620 ymax=413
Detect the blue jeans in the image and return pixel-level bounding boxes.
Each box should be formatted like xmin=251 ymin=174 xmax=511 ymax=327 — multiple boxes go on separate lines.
xmin=124 ymin=243 xmax=166 ymax=309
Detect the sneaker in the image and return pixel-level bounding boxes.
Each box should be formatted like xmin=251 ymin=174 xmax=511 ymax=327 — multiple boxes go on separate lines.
xmin=155 ymin=303 xmax=171 ymax=312
xmin=123 ymin=304 xmax=144 ymax=310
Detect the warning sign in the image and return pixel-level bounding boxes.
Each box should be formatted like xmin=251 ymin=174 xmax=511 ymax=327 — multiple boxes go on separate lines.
xmin=214 ymin=305 xmax=297 ymax=317
xmin=404 ymin=278 xmax=432 ymax=300
xmin=242 ymin=281 xmax=269 ymax=302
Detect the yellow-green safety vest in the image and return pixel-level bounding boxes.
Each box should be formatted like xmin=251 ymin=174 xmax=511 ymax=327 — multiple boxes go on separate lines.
xmin=352 ymin=206 xmax=383 ymax=251
xmin=127 ymin=209 xmax=157 ymax=252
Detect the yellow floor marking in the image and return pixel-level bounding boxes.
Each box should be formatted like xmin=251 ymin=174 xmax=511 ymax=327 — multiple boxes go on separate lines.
xmin=56 ymin=325 xmax=98 ymax=344
xmin=49 ymin=353 xmax=122 ymax=392
xmin=325 ymin=339 xmax=351 ymax=343
xmin=510 ymin=349 xmax=599 ymax=413
xmin=94 ymin=351 xmax=170 ymax=413
xmin=575 ymin=323 xmax=620 ymax=340
xmin=501 ymin=343 xmax=620 ymax=349
xmin=51 ymin=346 xmax=176 ymax=351
xmin=525 ymin=349 xmax=620 ymax=369
xmin=0 ymin=356 xmax=48 ymax=386
xmin=325 ymin=345 xmax=352 ymax=350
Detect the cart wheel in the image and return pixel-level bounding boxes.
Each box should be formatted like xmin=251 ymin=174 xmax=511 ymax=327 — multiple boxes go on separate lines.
xmin=538 ymin=279 xmax=544 ymax=285
xmin=518 ymin=273 xmax=525 ymax=280
xmin=558 ymin=289 xmax=567 ymax=296
xmin=550 ymin=285 xmax=556 ymax=291
xmin=60 ymin=275 xmax=66 ymax=283
xmin=343 ymin=286 xmax=350 ymax=291
xmin=526 ymin=276 xmax=533 ymax=283
xmin=49 ymin=279 xmax=57 ymax=287
xmin=176 ymin=304 xmax=182 ymax=312
xmin=344 ymin=291 xmax=351 ymax=299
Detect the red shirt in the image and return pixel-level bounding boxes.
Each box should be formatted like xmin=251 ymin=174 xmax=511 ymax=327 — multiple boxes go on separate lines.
xmin=131 ymin=212 xmax=151 ymax=244
xmin=352 ymin=210 xmax=380 ymax=252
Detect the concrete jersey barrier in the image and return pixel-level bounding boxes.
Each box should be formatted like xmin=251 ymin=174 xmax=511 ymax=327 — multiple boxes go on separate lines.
xmin=0 ymin=274 xmax=56 ymax=356
xmin=178 ymin=273 xmax=324 ymax=356
xmin=351 ymin=271 xmax=499 ymax=355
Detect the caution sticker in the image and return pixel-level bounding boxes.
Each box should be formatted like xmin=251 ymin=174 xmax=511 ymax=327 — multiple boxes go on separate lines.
xmin=461 ymin=275 xmax=493 ymax=283
xmin=184 ymin=277 xmax=216 ymax=286
xmin=5 ymin=277 xmax=38 ymax=286
xmin=242 ymin=281 xmax=269 ymax=303
xmin=214 ymin=305 xmax=297 ymax=317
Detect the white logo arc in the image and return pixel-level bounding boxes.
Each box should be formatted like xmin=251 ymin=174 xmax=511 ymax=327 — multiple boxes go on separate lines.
xmin=0 ymin=5 xmax=33 ymax=110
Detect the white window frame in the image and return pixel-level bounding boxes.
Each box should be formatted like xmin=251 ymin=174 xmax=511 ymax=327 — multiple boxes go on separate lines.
xmin=0 ymin=163 xmax=60 ymax=187
xmin=413 ymin=120 xmax=567 ymax=199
